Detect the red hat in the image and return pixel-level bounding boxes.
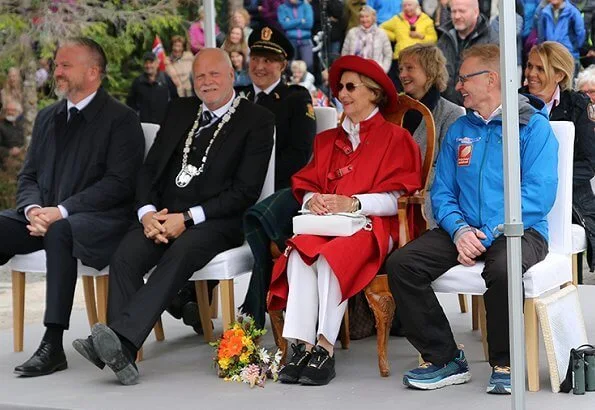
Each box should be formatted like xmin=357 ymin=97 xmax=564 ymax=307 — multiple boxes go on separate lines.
xmin=329 ymin=55 xmax=399 ymax=114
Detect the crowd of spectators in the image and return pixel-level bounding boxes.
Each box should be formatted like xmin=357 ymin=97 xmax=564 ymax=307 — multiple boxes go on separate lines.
xmin=147 ymin=0 xmax=592 ymax=122
xmin=2 ymin=0 xmax=594 ymax=131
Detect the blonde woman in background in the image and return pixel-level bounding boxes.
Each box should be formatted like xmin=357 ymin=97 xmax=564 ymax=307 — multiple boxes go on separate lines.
xmin=341 ymin=6 xmax=392 ymax=73
xmin=165 ymin=36 xmax=195 ymax=97
xmin=1 ymin=67 xmax=23 ymax=109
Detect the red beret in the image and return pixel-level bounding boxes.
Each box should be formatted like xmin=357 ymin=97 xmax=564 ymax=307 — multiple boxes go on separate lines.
xmin=329 ymin=55 xmax=399 ymax=114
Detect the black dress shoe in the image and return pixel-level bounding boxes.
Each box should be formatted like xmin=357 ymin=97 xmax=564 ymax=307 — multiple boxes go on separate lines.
xmin=181 ymin=301 xmax=207 ymax=334
xmin=91 ymin=323 xmax=139 ymax=385
xmin=14 ymin=341 xmax=68 ymax=377
xmin=298 ymin=345 xmax=336 ymax=386
xmin=166 ymin=286 xmax=196 ymax=320
xmin=73 ymin=335 xmax=105 ymax=370
xmin=278 ymin=343 xmax=312 ymax=384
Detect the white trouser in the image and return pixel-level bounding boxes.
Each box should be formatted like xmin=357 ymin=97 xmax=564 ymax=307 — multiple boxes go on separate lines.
xmin=282 ymin=251 xmax=347 ymax=346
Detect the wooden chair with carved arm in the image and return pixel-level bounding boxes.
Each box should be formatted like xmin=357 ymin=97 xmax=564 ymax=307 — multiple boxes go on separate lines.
xmin=362 ymin=93 xmax=438 ymax=377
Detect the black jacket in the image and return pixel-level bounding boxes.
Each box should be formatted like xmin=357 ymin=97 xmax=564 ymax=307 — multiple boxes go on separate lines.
xmin=311 ymin=0 xmax=347 ymax=43
xmin=0 ymin=88 xmax=145 ymax=269
xmin=126 ymin=72 xmax=176 ymax=125
xmin=136 ymin=96 xmax=275 ymax=238
xmin=521 ymin=87 xmax=595 ymax=270
xmin=236 ymin=82 xmax=316 ymax=190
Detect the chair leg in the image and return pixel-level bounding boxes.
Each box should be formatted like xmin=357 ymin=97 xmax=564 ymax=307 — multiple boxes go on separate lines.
xmin=338 ymin=309 xmax=350 ymax=350
xmin=477 ymin=296 xmax=489 ymax=362
xmin=220 ymin=279 xmax=235 ymax=332
xmin=471 ymin=295 xmax=479 ymax=330
xmin=458 ymin=294 xmax=468 ymax=313
xmin=153 ymin=318 xmax=165 ymax=341
xmin=95 ymin=276 xmax=108 ymax=324
xmin=136 ymin=348 xmax=143 ymax=362
xmin=210 ymin=285 xmax=219 ymax=319
xmin=524 ymin=298 xmax=540 ymax=392
xmin=195 ymin=281 xmax=214 ymax=343
xmin=81 ymin=276 xmax=98 ymax=329
xmin=364 ymin=276 xmax=395 ymax=377
xmin=572 ymin=253 xmax=579 ymax=286
xmin=12 ymin=270 xmax=25 ymax=352
xmin=269 ymin=310 xmax=287 ymax=363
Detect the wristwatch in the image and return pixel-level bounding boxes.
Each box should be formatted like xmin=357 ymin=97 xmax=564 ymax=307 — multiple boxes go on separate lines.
xmin=183 ymin=210 xmax=194 ymax=228
xmin=351 ymin=197 xmax=361 ymax=213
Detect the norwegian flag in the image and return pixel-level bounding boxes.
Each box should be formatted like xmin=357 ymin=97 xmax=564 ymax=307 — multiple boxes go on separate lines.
xmin=152 ymin=36 xmax=167 ymax=71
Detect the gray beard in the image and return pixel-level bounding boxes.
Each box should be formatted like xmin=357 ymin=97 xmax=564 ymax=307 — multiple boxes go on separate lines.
xmin=54 ymin=88 xmax=67 ymax=100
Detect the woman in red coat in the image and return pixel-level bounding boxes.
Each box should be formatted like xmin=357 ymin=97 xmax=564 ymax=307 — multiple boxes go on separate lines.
xmin=270 ymin=55 xmax=422 ymax=386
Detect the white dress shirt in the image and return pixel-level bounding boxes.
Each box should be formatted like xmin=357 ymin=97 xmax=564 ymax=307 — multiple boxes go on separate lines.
xmin=137 ymin=92 xmax=237 ymax=225
xmin=24 ymin=92 xmax=98 ymax=221
xmin=252 ymin=79 xmax=281 ymax=101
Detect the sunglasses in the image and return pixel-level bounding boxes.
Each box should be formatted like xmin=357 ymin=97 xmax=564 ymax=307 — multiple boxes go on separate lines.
xmin=337 ymin=82 xmax=364 ymax=92
xmin=457 ymin=70 xmax=490 ymax=84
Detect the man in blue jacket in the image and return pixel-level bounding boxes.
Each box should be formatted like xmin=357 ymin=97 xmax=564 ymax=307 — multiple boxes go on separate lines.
xmin=277 ymin=0 xmax=314 ymax=70
xmin=386 ymin=44 xmax=558 ymax=395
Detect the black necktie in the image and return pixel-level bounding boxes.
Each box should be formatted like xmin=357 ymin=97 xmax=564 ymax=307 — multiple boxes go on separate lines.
xmin=256 ymin=91 xmax=267 ymax=103
xmin=68 ymin=107 xmax=79 ymax=124
xmin=200 ymin=110 xmax=213 ymax=127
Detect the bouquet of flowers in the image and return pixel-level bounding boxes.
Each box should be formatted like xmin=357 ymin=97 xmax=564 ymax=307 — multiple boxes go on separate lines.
xmin=210 ymin=315 xmax=282 ymax=388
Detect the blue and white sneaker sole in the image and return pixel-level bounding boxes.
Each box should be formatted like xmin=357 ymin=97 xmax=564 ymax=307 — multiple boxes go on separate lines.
xmin=486 ymin=382 xmax=511 ymax=394
xmin=403 ymin=371 xmax=471 ymax=390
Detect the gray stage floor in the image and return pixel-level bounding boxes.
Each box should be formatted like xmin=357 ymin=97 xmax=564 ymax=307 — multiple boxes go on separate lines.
xmin=1 ymin=288 xmax=595 ymax=410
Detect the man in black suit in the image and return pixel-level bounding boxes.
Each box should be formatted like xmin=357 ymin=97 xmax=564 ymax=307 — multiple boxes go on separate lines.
xmin=73 ymin=48 xmax=275 ymax=385
xmin=2 ymin=38 xmax=145 ymax=377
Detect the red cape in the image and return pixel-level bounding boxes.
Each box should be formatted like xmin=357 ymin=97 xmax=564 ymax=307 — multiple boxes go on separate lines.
xmin=268 ymin=112 xmax=421 ymax=310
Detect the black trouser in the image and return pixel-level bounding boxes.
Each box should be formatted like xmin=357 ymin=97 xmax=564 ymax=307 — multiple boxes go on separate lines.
xmin=0 ymin=216 xmax=77 ymax=328
xmin=107 ymin=223 xmax=238 ymax=348
xmin=386 ymin=228 xmax=548 ymax=367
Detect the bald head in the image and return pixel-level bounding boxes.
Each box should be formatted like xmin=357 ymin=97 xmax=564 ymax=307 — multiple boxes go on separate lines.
xmin=192 ymin=48 xmax=235 ymax=111
xmin=451 ymin=0 xmax=479 ymax=39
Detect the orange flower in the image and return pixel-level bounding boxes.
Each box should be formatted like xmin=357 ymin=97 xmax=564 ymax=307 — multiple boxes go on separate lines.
xmin=226 ymin=334 xmax=244 ymax=357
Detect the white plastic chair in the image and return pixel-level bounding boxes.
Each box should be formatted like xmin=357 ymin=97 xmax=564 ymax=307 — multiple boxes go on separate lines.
xmin=8 ymin=123 xmax=160 ymax=353
xmin=313 ymin=106 xmax=338 ymax=133
xmin=430 ymin=121 xmax=575 ymax=392
xmin=189 ymin=130 xmax=276 ymax=343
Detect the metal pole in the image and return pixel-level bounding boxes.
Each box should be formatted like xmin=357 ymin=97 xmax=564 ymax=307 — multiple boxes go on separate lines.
xmin=499 ymin=1 xmax=525 ymax=408
xmin=203 ymin=0 xmax=217 ymax=47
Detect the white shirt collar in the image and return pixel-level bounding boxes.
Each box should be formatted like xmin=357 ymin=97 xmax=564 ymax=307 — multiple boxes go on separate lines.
xmin=201 ymin=91 xmax=236 ymax=120
xmin=67 ymin=91 xmax=97 ymax=115
xmin=545 ymin=85 xmax=561 ymax=116
xmin=253 ymin=79 xmax=281 ymax=96
xmin=341 ymin=107 xmax=379 ymax=150
xmin=473 ymin=104 xmax=502 ymax=124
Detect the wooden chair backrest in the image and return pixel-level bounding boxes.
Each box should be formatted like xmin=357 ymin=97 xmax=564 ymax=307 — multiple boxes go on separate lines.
xmin=386 ymin=94 xmax=437 ymax=246
xmin=385 ymin=93 xmax=436 ymax=192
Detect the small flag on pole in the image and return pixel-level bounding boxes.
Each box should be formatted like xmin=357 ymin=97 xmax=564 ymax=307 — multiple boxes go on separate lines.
xmin=152 ymin=36 xmax=166 ymax=71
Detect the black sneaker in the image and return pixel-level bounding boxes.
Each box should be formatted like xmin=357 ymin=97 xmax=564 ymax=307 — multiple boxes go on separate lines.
xmin=298 ymin=345 xmax=336 ymax=386
xmin=278 ymin=343 xmax=312 ymax=384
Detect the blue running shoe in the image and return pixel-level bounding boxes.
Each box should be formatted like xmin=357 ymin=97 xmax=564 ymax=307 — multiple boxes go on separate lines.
xmin=486 ymin=366 xmax=511 ymax=394
xmin=403 ymin=350 xmax=471 ymax=390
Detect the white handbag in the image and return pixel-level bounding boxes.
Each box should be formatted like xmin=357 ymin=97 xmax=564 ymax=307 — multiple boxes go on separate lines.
xmin=292 ymin=211 xmax=371 ymax=237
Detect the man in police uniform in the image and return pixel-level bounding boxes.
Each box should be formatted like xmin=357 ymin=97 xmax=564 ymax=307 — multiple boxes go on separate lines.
xmin=238 ymin=26 xmax=317 ymax=190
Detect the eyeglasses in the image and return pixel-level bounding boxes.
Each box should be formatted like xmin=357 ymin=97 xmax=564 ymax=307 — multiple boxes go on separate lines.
xmin=337 ymin=82 xmax=364 ymax=92
xmin=457 ymin=70 xmax=491 ymax=84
